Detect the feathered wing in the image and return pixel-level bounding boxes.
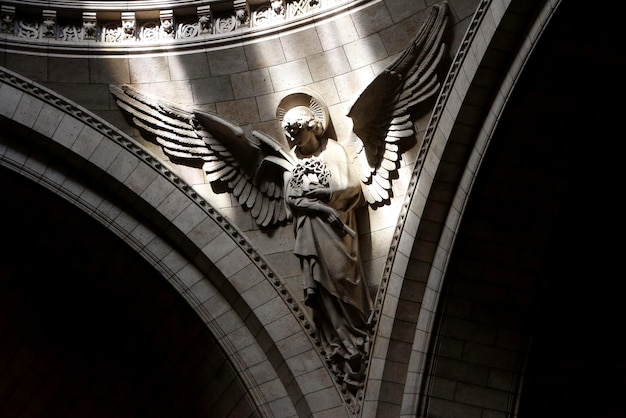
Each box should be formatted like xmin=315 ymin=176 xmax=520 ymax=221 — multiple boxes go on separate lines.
xmin=109 ymin=84 xmax=295 ymax=228
xmin=346 ymin=1 xmax=449 ymax=205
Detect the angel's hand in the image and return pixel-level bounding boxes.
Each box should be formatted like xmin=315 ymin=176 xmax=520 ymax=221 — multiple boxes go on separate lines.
xmin=327 ymin=213 xmax=356 ymax=237
xmin=321 ymin=207 xmax=345 ymax=233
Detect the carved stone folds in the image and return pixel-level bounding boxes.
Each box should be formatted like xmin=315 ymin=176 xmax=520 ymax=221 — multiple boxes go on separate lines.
xmin=0 ymin=0 xmax=349 ymax=43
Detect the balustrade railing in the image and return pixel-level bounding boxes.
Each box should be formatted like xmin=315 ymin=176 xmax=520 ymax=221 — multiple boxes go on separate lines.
xmin=0 ymin=0 xmax=347 ymax=44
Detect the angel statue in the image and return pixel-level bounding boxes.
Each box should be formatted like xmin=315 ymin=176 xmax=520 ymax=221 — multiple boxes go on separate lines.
xmin=110 ymin=1 xmax=449 ymax=394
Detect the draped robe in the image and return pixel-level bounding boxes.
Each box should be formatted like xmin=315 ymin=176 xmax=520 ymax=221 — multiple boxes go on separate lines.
xmin=285 ymin=138 xmax=373 ymax=389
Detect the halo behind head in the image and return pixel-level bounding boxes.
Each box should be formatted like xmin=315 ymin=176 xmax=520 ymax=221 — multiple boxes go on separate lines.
xmin=276 ymin=88 xmax=329 ymax=136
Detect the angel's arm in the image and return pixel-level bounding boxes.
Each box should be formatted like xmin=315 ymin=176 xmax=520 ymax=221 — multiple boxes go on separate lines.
xmin=285 ymin=191 xmax=353 ymax=237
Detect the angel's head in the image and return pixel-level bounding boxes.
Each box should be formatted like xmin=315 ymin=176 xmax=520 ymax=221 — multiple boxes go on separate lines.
xmin=282 ymin=106 xmax=326 ymax=155
xmin=282 ymin=106 xmax=325 ymax=138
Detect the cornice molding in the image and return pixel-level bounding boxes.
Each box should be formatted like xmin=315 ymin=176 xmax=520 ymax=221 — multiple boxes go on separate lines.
xmin=1 ymin=1 xmax=213 ymax=12
xmin=0 ymin=0 xmax=372 ymax=56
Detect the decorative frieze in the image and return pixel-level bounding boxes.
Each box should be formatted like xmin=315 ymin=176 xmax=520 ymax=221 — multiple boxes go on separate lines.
xmin=286 ymin=0 xmax=321 ymax=19
xmin=0 ymin=0 xmax=349 ymax=43
xmin=159 ymin=10 xmax=175 ymax=39
xmin=102 ymin=21 xmax=122 ymax=42
xmin=15 ymin=17 xmax=40 ymax=39
xmin=234 ymin=0 xmax=249 ymax=28
xmin=41 ymin=10 xmax=56 ymax=38
xmin=121 ymin=12 xmax=136 ymax=41
xmin=197 ymin=5 xmax=212 ymax=35
xmin=0 ymin=5 xmax=14 ymax=34
xmin=82 ymin=12 xmax=97 ymax=40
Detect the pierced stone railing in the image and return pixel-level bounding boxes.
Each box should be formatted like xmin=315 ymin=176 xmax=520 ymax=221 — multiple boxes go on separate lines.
xmin=0 ymin=0 xmax=348 ymax=44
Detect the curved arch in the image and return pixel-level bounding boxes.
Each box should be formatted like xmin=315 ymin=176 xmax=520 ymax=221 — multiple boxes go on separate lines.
xmin=0 ymin=162 xmax=260 ymax=416
xmin=411 ymin=0 xmax=623 ymax=415
xmin=407 ymin=1 xmax=566 ymax=415
xmin=364 ymin=0 xmax=565 ymax=416
xmin=0 ymin=67 xmax=340 ymax=416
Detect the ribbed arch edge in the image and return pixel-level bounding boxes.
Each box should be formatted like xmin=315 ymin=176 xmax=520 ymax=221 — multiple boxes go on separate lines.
xmin=404 ymin=0 xmax=563 ymax=417
xmin=0 ymin=67 xmax=343 ymax=417
xmin=361 ymin=0 xmax=563 ymax=416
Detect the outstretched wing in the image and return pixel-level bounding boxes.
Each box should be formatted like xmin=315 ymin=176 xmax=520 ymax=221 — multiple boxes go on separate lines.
xmin=109 ymin=84 xmax=294 ymax=228
xmin=347 ymin=1 xmax=449 ymax=205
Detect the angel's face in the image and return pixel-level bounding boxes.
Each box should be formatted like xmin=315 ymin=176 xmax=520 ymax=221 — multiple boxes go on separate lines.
xmin=284 ymin=120 xmax=317 ymax=152
xmin=283 ymin=119 xmax=304 ymax=137
xmin=283 ymin=107 xmax=319 ymax=152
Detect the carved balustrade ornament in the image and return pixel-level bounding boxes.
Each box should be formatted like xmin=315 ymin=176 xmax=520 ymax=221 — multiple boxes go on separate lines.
xmin=0 ymin=0 xmax=352 ymax=43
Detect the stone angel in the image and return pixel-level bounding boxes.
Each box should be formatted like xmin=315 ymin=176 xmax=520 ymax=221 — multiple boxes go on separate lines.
xmin=110 ymin=2 xmax=449 ymax=394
